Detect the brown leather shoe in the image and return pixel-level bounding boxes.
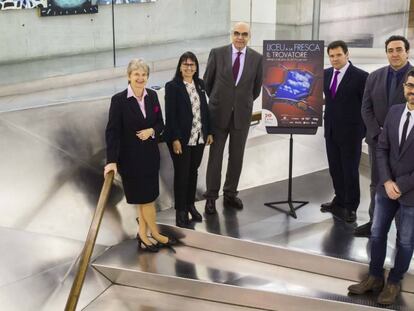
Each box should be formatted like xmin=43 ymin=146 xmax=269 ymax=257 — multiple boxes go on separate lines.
xmin=348 ymin=275 xmax=384 ymax=294
xmin=377 ymin=282 xmax=401 ymax=305
xmin=205 ymin=199 xmax=217 ymax=215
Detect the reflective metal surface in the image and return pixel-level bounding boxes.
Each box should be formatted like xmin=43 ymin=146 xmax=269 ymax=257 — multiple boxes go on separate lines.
xmin=0 ymin=88 xmax=327 ymax=246
xmin=84 ymin=285 xmax=265 ymax=311
xmin=0 ymin=227 xmax=110 ymax=311
xmin=0 ymin=64 xmax=328 ymax=311
xmin=1 ymin=57 xmax=412 ymax=311
xmin=93 ymin=239 xmax=414 ymax=310
xmin=157 ymin=167 xmax=414 ymax=290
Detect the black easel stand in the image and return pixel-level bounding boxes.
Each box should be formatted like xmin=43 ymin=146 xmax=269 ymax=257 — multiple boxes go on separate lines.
xmin=264 ymin=134 xmax=308 ymax=218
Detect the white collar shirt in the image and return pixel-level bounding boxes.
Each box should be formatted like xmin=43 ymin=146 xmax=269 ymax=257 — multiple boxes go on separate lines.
xmin=399 ymin=105 xmax=414 ymax=144
xmin=329 ymin=61 xmax=350 ymax=91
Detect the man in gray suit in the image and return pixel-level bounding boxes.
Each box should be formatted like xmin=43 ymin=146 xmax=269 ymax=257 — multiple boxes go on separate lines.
xmin=203 ymin=22 xmax=263 ymax=214
xmin=348 ymin=69 xmax=414 ymax=305
xmin=355 ymin=35 xmax=412 ymax=237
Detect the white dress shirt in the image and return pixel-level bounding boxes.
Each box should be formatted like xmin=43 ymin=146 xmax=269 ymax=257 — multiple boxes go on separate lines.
xmin=232 ymin=44 xmax=246 ymax=86
xmin=399 ymin=105 xmax=414 ymax=144
xmin=329 ymin=61 xmax=350 ymax=92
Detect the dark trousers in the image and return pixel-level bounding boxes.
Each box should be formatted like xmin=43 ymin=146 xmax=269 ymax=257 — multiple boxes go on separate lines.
xmin=369 ymin=193 xmax=414 ymax=283
xmin=204 ymin=117 xmax=249 ymax=200
xmin=325 ymin=135 xmax=362 ymax=211
xmin=168 ymin=143 xmax=205 ymax=212
xmin=368 ymin=143 xmax=379 ymax=220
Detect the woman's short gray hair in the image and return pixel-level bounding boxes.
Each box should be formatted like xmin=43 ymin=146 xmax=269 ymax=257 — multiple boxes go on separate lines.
xmin=127 ymin=58 xmax=150 ymax=76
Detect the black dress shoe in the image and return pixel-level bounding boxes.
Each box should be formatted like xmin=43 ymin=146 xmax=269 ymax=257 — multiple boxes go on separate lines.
xmin=320 ymin=201 xmax=335 ymax=212
xmin=223 ymin=196 xmax=243 ymax=210
xmin=188 ymin=204 xmax=202 ymax=222
xmin=205 ymin=199 xmax=217 ymax=215
xmin=354 ymin=221 xmax=372 ymax=237
xmin=176 ymin=210 xmax=191 ymax=228
xmin=345 ymin=210 xmax=357 ymax=223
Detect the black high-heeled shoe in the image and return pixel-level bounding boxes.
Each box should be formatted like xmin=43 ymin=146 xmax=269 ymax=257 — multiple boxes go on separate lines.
xmin=153 ymin=235 xmax=178 ymax=253
xmin=160 ymin=236 xmax=178 ymax=246
xmin=136 ymin=234 xmax=158 ymax=252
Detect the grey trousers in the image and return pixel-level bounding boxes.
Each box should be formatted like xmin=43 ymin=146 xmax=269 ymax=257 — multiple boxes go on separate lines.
xmin=204 ymin=119 xmax=250 ymax=200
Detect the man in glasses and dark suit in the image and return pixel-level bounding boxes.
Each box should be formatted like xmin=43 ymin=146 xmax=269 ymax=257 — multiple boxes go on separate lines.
xmin=203 ymin=22 xmax=263 ymax=214
xmin=348 ymin=69 xmax=414 ymax=306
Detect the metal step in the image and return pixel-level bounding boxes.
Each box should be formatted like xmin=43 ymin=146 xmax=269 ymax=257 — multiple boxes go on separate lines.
xmin=92 ymin=239 xmax=414 ymax=311
xmin=83 ymin=285 xmax=266 ymax=311
xmin=158 ymin=223 xmax=414 ymax=294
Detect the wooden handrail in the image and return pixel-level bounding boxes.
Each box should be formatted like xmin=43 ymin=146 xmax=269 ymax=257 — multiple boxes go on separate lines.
xmin=251 ymin=111 xmax=262 ymax=123
xmin=64 ymin=111 xmax=261 ymax=310
xmin=65 ymin=170 xmax=114 ymax=311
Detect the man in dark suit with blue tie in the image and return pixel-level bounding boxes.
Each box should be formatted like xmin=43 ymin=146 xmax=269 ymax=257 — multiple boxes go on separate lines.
xmin=348 ymin=69 xmax=414 ymax=305
xmin=320 ymin=41 xmax=368 ymax=222
xmin=355 ymin=35 xmax=412 ymax=237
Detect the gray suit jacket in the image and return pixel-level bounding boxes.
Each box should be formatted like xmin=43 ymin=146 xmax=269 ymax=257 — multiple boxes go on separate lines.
xmin=361 ymin=63 xmax=412 ymax=145
xmin=377 ymin=104 xmax=414 ymax=206
xmin=203 ymin=44 xmax=263 ymax=130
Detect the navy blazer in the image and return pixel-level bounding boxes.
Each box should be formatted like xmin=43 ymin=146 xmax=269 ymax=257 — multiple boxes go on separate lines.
xmin=164 ymin=77 xmax=211 ymax=144
xmin=323 ymin=63 xmax=368 ymax=142
xmin=377 ymin=104 xmax=414 ymax=205
xmin=105 ymin=87 xmax=164 ymax=177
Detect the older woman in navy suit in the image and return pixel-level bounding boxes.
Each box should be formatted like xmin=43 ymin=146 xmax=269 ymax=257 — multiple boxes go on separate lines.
xmin=104 ymin=59 xmax=175 ymax=251
xmin=164 ymin=52 xmax=213 ymax=227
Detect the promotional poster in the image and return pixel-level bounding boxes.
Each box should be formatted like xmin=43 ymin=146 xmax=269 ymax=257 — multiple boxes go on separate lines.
xmin=262 ymin=40 xmax=324 ymax=133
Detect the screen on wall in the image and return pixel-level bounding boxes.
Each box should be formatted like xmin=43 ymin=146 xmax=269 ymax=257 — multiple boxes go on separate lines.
xmin=0 ymin=0 xmax=46 ymax=9
xmin=39 ymin=0 xmax=98 ymax=16
xmin=97 ymin=0 xmax=155 ymax=4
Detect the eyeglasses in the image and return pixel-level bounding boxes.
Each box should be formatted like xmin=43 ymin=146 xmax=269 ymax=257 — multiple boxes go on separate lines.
xmin=404 ymin=82 xmax=414 ymax=89
xmin=181 ymin=63 xmax=196 ymax=68
xmin=233 ymin=31 xmax=249 ymax=38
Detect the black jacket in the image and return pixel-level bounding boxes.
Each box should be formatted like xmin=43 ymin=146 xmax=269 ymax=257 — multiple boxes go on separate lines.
xmin=105 ymin=88 xmax=164 ymax=177
xmin=164 ymin=77 xmax=211 ymax=144
xmin=324 ymin=63 xmax=368 ymax=142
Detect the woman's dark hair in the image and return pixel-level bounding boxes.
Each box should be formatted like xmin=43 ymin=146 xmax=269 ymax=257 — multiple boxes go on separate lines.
xmin=174 ymin=51 xmax=200 ymax=83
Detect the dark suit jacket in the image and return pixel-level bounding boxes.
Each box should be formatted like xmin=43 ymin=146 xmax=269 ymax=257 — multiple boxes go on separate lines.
xmin=203 ymin=44 xmax=263 ymax=130
xmin=362 ymin=63 xmax=412 ymax=145
xmin=105 ymin=88 xmax=164 ymax=178
xmin=164 ymin=77 xmax=211 ymax=144
xmin=377 ymin=104 xmax=414 ymax=205
xmin=324 ymin=63 xmax=368 ymax=142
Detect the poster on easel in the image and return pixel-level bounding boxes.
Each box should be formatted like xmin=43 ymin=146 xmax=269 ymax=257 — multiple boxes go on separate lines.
xmin=262 ymin=40 xmax=324 ymax=134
